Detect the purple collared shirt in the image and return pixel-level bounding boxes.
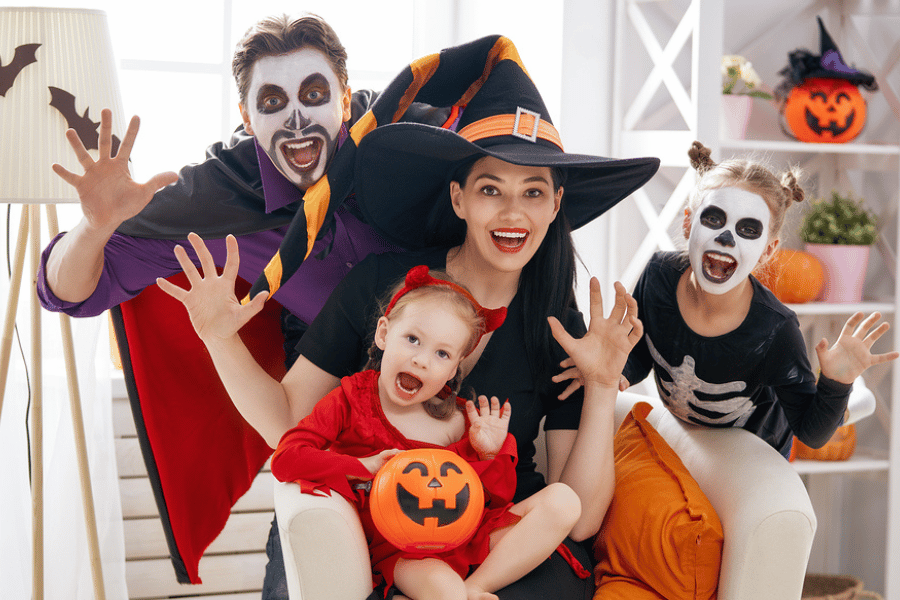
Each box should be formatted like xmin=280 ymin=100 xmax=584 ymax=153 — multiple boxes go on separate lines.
xmin=38 ymin=137 xmax=399 ymax=324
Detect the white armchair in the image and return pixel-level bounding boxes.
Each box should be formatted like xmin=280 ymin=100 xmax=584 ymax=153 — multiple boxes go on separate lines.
xmin=274 ymin=392 xmax=817 ymax=600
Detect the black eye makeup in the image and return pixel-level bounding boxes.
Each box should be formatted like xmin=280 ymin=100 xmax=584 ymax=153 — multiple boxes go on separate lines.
xmin=735 ymin=217 xmax=764 ymax=240
xmin=699 ymin=206 xmax=726 ymax=229
xmin=298 ymin=73 xmax=331 ymax=106
xmin=256 ymin=84 xmax=287 ymax=114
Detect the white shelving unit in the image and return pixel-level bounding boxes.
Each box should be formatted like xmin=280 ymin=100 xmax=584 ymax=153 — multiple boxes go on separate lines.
xmin=609 ymin=0 xmax=899 ymax=596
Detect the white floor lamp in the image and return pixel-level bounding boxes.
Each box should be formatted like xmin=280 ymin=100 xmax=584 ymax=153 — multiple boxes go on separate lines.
xmin=0 ymin=8 xmax=126 ymax=600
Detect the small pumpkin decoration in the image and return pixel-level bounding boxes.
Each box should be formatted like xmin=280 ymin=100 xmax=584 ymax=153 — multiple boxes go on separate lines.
xmin=370 ymin=449 xmax=484 ymax=552
xmin=791 ymin=423 xmax=857 ymax=461
xmin=775 ymin=17 xmax=877 ymax=143
xmin=753 ymin=248 xmax=825 ymax=304
xmin=782 ymin=78 xmax=866 ymax=143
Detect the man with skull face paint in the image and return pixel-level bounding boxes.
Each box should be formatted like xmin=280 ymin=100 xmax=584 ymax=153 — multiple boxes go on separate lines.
xmin=240 ymin=46 xmax=347 ymax=192
xmin=621 ymin=142 xmax=898 ymax=457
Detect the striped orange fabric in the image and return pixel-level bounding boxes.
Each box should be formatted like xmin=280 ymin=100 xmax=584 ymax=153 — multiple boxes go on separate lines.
xmin=395 ymin=53 xmax=442 ymax=123
xmin=457 ymin=37 xmax=528 ymax=107
xmin=302 ymin=176 xmax=331 ymax=260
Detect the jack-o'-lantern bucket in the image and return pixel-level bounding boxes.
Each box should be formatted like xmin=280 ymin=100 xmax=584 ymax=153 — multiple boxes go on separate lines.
xmin=370 ymin=449 xmax=485 ymax=552
xmin=782 ymin=78 xmax=867 ymax=143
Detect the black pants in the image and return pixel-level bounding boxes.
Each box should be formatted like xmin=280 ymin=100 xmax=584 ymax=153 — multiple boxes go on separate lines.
xmin=263 ymin=517 xmax=289 ymax=600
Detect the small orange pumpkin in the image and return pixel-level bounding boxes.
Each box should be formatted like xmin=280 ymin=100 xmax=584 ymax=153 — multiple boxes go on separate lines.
xmin=782 ymin=78 xmax=866 ymax=143
xmin=370 ymin=449 xmax=484 ymax=552
xmin=791 ymin=423 xmax=856 ymax=461
xmin=754 ymin=249 xmax=825 ymax=304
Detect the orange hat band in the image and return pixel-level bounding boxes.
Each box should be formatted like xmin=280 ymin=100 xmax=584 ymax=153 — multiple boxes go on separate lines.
xmin=457 ymin=107 xmax=564 ymax=151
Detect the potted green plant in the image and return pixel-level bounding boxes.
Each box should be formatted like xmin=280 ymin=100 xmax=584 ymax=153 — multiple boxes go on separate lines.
xmin=800 ymin=191 xmax=877 ymax=303
xmin=721 ymin=55 xmax=773 ymax=139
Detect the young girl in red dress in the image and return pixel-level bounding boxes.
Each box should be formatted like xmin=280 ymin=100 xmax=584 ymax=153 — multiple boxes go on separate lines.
xmin=270 ymin=265 xmax=593 ymax=600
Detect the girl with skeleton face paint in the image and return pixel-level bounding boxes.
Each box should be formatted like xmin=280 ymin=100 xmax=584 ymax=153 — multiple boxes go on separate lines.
xmin=687 ymin=186 xmax=772 ymax=295
xmin=617 ymin=142 xmax=898 ymax=458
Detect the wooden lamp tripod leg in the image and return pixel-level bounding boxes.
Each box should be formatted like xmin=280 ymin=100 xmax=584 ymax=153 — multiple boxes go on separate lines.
xmin=29 ymin=204 xmax=44 ymax=600
xmin=0 ymin=204 xmax=29 ymax=419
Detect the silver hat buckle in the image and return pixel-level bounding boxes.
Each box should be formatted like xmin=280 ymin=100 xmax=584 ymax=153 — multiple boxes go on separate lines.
xmin=512 ymin=106 xmax=540 ymax=143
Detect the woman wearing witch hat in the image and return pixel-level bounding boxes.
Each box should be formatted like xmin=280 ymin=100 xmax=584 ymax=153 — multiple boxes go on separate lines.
xmin=160 ymin=36 xmax=659 ymax=598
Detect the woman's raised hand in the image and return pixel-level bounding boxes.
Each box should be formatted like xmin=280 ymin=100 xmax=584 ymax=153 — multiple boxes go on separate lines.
xmin=156 ymin=232 xmax=269 ymax=345
xmin=466 ymin=396 xmax=511 ymax=460
xmin=549 ymin=278 xmax=642 ymax=389
xmin=51 ymin=109 xmax=178 ymax=236
xmin=816 ymin=311 xmax=899 ymax=384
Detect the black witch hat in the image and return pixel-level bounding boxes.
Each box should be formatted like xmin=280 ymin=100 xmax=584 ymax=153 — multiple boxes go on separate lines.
xmin=353 ymin=39 xmax=660 ymax=251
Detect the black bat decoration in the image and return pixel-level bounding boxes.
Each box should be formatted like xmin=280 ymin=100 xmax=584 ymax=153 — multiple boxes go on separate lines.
xmin=0 ymin=43 xmax=41 ymax=97
xmin=48 ymin=86 xmax=121 ymax=155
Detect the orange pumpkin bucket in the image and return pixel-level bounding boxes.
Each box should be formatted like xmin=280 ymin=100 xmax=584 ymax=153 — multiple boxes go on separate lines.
xmin=782 ymin=78 xmax=867 ymax=143
xmin=370 ymin=449 xmax=485 ymax=552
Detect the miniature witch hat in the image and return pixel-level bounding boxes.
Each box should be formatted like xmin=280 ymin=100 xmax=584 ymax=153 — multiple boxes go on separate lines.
xmin=775 ymin=16 xmax=878 ymax=100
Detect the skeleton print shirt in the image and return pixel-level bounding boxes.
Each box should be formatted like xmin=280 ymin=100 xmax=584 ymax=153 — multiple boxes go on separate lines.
xmin=623 ymin=252 xmax=850 ymax=456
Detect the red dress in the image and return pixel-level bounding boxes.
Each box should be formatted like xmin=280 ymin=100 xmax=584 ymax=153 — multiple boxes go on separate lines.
xmin=270 ymin=369 xmax=520 ymax=589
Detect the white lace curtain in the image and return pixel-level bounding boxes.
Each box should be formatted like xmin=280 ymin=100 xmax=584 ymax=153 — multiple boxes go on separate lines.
xmin=0 ymin=204 xmax=128 ymax=599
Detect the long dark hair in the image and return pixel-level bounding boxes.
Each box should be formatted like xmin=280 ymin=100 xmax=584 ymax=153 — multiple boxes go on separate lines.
xmin=444 ymin=158 xmax=576 ymax=392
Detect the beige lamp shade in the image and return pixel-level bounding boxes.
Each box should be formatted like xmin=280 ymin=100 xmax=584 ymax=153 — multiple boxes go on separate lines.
xmin=0 ymin=7 xmax=125 ymax=203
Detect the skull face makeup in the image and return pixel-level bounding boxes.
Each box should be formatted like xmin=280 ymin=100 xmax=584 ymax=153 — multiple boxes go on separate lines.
xmin=241 ymin=48 xmax=350 ymax=190
xmin=687 ymin=187 xmax=772 ymax=295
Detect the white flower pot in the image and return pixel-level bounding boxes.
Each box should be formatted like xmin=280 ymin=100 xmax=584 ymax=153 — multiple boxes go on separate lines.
xmin=804 ymin=243 xmax=871 ymax=303
xmin=720 ymin=95 xmax=753 ymax=140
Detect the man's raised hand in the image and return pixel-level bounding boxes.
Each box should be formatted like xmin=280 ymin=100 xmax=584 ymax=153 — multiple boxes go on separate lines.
xmin=51 ymin=108 xmax=178 ymax=235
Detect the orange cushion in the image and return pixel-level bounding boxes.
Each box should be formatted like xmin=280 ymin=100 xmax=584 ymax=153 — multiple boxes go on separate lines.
xmin=593 ymin=403 xmax=723 ymax=600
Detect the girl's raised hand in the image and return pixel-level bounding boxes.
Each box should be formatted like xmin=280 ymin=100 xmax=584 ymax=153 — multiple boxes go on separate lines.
xmin=466 ymin=396 xmax=511 ymax=460
xmin=549 ymin=278 xmax=642 ymax=389
xmin=816 ymin=312 xmax=900 ymax=384
xmin=156 ymin=232 xmax=268 ymax=345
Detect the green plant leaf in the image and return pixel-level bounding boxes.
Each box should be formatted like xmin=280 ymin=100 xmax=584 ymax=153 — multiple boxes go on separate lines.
xmin=800 ymin=191 xmax=878 ymax=245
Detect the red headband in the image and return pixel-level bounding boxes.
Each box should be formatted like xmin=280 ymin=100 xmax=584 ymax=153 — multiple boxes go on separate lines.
xmin=385 ymin=265 xmax=507 ymax=354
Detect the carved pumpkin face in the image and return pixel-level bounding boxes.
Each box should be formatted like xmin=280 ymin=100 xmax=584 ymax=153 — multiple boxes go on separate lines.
xmin=782 ymin=78 xmax=866 ymax=143
xmin=370 ymin=449 xmax=484 ymax=552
